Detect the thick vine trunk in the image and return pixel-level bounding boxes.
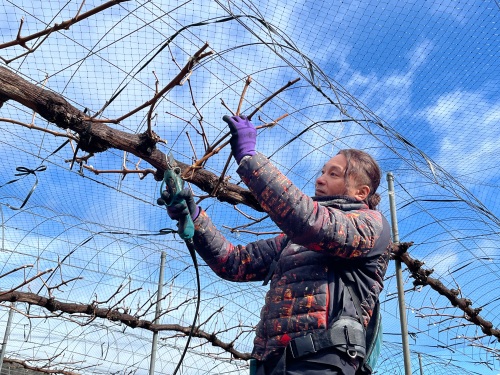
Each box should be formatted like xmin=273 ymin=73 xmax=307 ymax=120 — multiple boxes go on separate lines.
xmin=0 ymin=66 xmax=262 ymax=211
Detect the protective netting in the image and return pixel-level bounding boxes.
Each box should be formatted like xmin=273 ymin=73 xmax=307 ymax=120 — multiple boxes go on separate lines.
xmin=0 ymin=0 xmax=499 ymax=374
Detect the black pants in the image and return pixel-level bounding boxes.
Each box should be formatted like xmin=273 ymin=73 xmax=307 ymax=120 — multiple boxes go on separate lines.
xmin=285 ymin=360 xmax=344 ymax=374
xmin=254 ymin=349 xmax=357 ymax=375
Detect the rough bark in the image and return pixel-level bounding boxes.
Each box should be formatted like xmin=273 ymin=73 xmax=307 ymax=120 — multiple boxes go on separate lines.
xmin=0 ymin=66 xmax=262 ymax=211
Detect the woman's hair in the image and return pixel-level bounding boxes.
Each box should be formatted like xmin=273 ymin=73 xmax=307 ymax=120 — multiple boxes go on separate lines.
xmin=338 ymin=149 xmax=381 ymax=209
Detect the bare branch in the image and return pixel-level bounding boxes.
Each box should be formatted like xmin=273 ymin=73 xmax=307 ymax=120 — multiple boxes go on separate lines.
xmin=3 ymin=357 xmax=84 ymax=375
xmin=0 ymin=117 xmax=78 ymax=140
xmin=105 ymin=43 xmax=213 ymax=124
xmin=187 ymin=78 xmax=203 ymax=122
xmin=222 ymin=211 xmax=270 ymax=232
xmin=190 ymin=138 xmax=231 ymax=170
xmin=236 ymin=76 xmax=252 ymax=116
xmin=198 ymin=307 xmax=224 ymax=329
xmin=1 ymin=289 xmax=252 ymax=360
xmin=186 ymin=131 xmax=198 ymax=161
xmin=221 ymin=227 xmax=282 ymax=236
xmin=392 ymin=242 xmax=500 ymax=341
xmin=0 ymin=0 xmax=130 ymax=50
xmin=0 ymin=269 xmax=53 ymax=297
xmin=0 ymin=264 xmax=33 ymax=280
xmin=220 ymin=98 xmax=235 ymax=116
xmin=247 ymin=77 xmax=300 ymax=120
xmin=79 ymin=164 xmax=156 ymax=178
xmin=211 ymin=153 xmax=232 ymax=196
xmin=207 ymin=75 xmax=254 ymax=192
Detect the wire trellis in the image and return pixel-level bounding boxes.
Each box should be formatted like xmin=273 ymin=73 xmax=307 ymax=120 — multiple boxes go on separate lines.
xmin=0 ymin=0 xmax=499 ymax=374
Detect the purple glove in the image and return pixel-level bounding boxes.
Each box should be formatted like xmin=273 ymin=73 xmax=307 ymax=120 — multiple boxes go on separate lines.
xmin=222 ymin=115 xmax=256 ymax=164
xmin=159 ymin=188 xmax=200 ymax=221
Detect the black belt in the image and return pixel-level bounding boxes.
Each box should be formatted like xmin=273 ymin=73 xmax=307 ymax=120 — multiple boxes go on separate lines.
xmin=288 ymin=317 xmax=366 ymax=360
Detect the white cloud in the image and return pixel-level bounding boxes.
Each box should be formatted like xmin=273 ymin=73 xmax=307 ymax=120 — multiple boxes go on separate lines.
xmin=407 ymin=40 xmax=434 ymax=74
xmin=421 ymin=90 xmax=500 ymax=179
xmin=422 ymin=248 xmax=459 ymax=277
xmin=430 ymin=0 xmax=468 ymax=25
xmin=343 ymin=40 xmax=433 ymax=121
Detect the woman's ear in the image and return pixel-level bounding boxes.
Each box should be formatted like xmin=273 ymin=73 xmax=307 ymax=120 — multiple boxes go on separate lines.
xmin=354 ymin=185 xmax=370 ymax=201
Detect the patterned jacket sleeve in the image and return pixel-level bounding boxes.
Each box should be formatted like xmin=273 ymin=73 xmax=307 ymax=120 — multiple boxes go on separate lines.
xmin=237 ymin=153 xmax=384 ymax=259
xmin=192 ymin=209 xmax=288 ymax=282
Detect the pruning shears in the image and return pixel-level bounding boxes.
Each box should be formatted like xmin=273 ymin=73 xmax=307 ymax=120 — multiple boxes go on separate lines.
xmin=158 ymin=153 xmax=195 ymax=240
xmin=157 ymin=153 xmax=199 ymax=375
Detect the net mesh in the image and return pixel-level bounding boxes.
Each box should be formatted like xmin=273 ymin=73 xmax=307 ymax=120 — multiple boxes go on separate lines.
xmin=0 ymin=0 xmax=499 ymax=374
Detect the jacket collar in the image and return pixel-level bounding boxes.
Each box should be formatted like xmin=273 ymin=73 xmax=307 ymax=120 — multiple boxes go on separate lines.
xmin=311 ymin=195 xmax=367 ymax=211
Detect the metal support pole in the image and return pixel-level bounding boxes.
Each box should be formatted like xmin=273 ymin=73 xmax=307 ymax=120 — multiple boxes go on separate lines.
xmin=418 ymin=353 xmax=424 ymax=375
xmin=387 ymin=172 xmax=412 ymax=375
xmin=0 ymin=303 xmax=15 ymax=373
xmin=149 ymin=251 xmax=166 ymax=375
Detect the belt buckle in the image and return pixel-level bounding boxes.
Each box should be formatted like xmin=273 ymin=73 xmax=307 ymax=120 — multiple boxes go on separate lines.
xmin=289 ymin=334 xmax=316 ymax=359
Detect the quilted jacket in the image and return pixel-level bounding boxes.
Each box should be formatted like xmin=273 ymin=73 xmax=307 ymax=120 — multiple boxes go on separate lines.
xmin=192 ymin=153 xmax=391 ymax=361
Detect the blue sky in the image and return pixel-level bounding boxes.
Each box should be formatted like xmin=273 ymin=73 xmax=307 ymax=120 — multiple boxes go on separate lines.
xmin=1 ymin=0 xmax=499 ymax=374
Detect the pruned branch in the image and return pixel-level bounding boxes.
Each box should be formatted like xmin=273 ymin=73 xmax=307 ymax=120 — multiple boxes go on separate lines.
xmin=1 ymin=289 xmax=252 ymax=360
xmin=392 ymin=242 xmax=500 ymax=341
